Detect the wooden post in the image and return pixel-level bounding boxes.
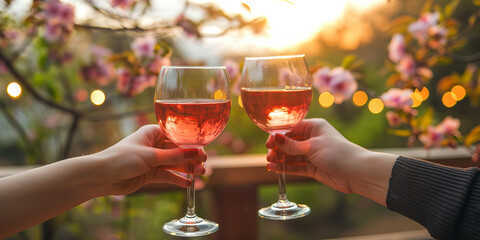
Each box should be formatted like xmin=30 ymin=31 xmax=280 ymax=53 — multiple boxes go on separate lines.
xmin=211 ymin=186 xmax=258 ymax=240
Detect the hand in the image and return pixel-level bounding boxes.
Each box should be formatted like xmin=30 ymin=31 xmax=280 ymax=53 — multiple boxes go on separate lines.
xmin=95 ymin=124 xmax=207 ymax=195
xmin=265 ymin=118 xmax=370 ymax=194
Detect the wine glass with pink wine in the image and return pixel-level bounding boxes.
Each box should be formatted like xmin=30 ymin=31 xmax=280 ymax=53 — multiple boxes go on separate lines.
xmin=240 ymin=54 xmax=312 ymax=220
xmin=155 ymin=66 xmax=231 ymax=237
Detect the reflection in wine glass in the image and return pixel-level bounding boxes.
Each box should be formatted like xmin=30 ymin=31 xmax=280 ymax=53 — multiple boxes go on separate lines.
xmin=240 ymin=54 xmax=312 ymax=220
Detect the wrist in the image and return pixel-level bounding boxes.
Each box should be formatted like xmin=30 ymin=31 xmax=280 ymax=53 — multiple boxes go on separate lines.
xmin=348 ymin=150 xmax=397 ymax=206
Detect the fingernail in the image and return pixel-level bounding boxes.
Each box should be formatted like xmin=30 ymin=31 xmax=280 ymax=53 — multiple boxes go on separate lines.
xmin=266 ymin=163 xmax=272 ymax=172
xmin=266 ymin=141 xmax=274 ymax=148
xmin=184 ymin=149 xmax=198 ymax=158
xmin=274 ymin=134 xmax=286 ymax=145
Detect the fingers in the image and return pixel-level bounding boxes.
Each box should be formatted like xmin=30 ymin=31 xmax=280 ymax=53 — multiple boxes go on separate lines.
xmin=270 ymin=134 xmax=310 ymax=156
xmin=266 ymin=149 xmax=305 ymax=163
xmin=142 ymin=147 xmax=207 ymax=168
xmin=149 ymin=169 xmax=193 ymax=188
xmin=266 ymin=162 xmax=312 ymax=179
xmin=161 ymin=162 xmax=206 ymax=175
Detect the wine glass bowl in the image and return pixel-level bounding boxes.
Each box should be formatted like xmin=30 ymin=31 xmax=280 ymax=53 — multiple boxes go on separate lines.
xmin=155 ymin=66 xmax=231 ymax=236
xmin=240 ymin=54 xmax=312 ymax=220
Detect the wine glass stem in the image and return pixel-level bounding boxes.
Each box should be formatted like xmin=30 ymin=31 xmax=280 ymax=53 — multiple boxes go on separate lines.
xmin=277 ymin=151 xmax=288 ymax=202
xmin=186 ymin=163 xmax=196 ymax=218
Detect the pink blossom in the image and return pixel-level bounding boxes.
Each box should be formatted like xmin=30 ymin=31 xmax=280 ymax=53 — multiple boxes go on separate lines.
xmin=44 ymin=0 xmax=74 ymax=26
xmin=75 ymin=89 xmax=88 ymax=102
xmin=386 ymin=111 xmax=403 ymax=127
xmin=176 ymin=14 xmax=200 ymax=38
xmin=278 ymin=67 xmax=293 ymax=87
xmin=44 ymin=24 xmax=62 ymax=43
xmin=437 ymin=116 xmax=461 ymax=137
xmin=312 ymin=67 xmax=331 ymax=92
xmin=148 ymin=55 xmax=171 ymax=74
xmin=396 ymin=54 xmax=416 ymax=81
xmin=408 ymin=12 xmax=439 ymax=44
xmin=116 ymin=68 xmax=156 ymax=96
xmin=111 ymin=0 xmax=136 ymax=9
xmin=419 ymin=126 xmax=444 ymax=149
xmin=81 ymin=61 xmax=115 ymax=86
xmin=380 ymin=88 xmax=413 ymax=109
xmin=313 ymin=67 xmax=357 ymax=103
xmin=131 ymin=35 xmax=156 ymax=58
xmin=91 ymin=45 xmax=112 ymax=60
xmin=223 ymin=59 xmax=240 ymax=79
xmin=329 ymin=67 xmax=358 ymax=104
xmin=428 ymin=25 xmax=447 ymax=49
xmin=0 ymin=61 xmax=7 ymax=74
xmin=388 ymin=34 xmax=406 ymax=63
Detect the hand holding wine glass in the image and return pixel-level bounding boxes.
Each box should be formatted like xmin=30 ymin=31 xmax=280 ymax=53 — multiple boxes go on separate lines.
xmin=240 ymin=54 xmax=312 ymax=220
xmin=155 ymin=66 xmax=231 ymax=237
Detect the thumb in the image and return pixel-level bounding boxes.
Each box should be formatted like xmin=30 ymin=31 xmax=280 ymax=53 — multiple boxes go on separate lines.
xmin=273 ymin=134 xmax=309 ymax=156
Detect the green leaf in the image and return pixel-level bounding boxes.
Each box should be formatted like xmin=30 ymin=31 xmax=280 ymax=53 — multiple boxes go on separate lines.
xmin=436 ymin=74 xmax=459 ymax=93
xmin=461 ymin=64 xmax=476 ymax=85
xmin=341 ymin=55 xmax=357 ymax=70
xmin=388 ymin=16 xmax=417 ymax=34
xmin=388 ymin=129 xmax=411 ymax=137
xmin=465 ymin=126 xmax=480 ymax=146
xmin=421 ymin=0 xmax=433 ymax=13
xmin=417 ymin=107 xmax=434 ymax=129
xmin=445 ymin=0 xmax=460 ymax=17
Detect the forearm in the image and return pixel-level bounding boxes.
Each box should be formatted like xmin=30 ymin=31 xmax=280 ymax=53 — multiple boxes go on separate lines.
xmin=349 ymin=150 xmax=398 ymax=206
xmin=0 ymin=155 xmax=105 ymax=237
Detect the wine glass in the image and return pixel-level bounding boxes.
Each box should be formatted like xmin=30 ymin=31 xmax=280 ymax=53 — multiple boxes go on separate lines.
xmin=155 ymin=66 xmax=231 ymax=236
xmin=240 ymin=54 xmax=312 ymax=220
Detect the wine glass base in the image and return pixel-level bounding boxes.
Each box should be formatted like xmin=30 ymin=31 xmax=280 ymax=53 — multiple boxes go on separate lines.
xmin=258 ymin=201 xmax=310 ymax=220
xmin=163 ymin=215 xmax=219 ymax=237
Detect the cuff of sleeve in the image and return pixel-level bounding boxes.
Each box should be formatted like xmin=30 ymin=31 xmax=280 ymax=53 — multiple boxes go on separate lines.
xmin=387 ymin=156 xmax=479 ymax=239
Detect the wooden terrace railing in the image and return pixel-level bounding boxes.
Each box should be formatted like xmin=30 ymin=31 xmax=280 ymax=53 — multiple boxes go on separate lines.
xmin=0 ymin=147 xmax=478 ymax=239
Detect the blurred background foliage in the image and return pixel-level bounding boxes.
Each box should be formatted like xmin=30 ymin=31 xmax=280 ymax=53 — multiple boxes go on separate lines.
xmin=1 ymin=0 xmax=480 ymax=239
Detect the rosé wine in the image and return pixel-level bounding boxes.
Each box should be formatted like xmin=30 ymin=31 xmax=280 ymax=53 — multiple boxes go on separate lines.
xmin=241 ymin=87 xmax=311 ymax=134
xmin=155 ymin=99 xmax=231 ymax=148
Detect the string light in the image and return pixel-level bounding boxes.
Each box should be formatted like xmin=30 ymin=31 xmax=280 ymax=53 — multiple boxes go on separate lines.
xmin=90 ymin=90 xmax=105 ymax=105
xmin=368 ymin=98 xmax=384 ymax=114
xmin=352 ymin=91 xmax=368 ymax=106
xmin=238 ymin=96 xmax=243 ymax=108
xmin=419 ymin=87 xmax=429 ymax=101
xmin=442 ymin=91 xmax=456 ymax=108
xmin=7 ymin=82 xmax=22 ymax=99
xmin=411 ymin=93 xmax=422 ymax=108
xmin=451 ymin=85 xmax=466 ymax=101
xmin=319 ymin=92 xmax=334 ymax=108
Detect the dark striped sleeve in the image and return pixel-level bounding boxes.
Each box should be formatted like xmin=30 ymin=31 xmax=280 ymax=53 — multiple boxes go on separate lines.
xmin=386 ymin=156 xmax=480 ymax=240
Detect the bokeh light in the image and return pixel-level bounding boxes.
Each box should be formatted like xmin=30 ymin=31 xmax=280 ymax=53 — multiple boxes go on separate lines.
xmin=368 ymin=98 xmax=384 ymax=114
xmin=238 ymin=96 xmax=243 ymax=108
xmin=90 ymin=90 xmax=106 ymax=105
xmin=410 ymin=93 xmax=422 ymax=108
xmin=7 ymin=82 xmax=22 ymax=99
xmin=319 ymin=92 xmax=334 ymax=108
xmin=352 ymin=91 xmax=368 ymax=106
xmin=442 ymin=91 xmax=456 ymax=108
xmin=214 ymin=90 xmax=226 ymax=100
xmin=419 ymin=87 xmax=429 ymax=101
xmin=412 ymin=90 xmax=423 ymax=102
xmin=451 ymin=85 xmax=466 ymax=101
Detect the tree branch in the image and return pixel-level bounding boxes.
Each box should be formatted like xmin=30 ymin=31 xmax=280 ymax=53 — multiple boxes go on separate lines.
xmin=0 ymin=98 xmax=45 ymax=164
xmin=84 ymin=108 xmax=151 ymax=121
xmin=448 ymin=51 xmax=480 ymax=63
xmin=0 ymin=50 xmax=81 ymax=116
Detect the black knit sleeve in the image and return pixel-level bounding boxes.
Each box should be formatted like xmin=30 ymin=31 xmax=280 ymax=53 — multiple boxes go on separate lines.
xmin=386 ymin=156 xmax=480 ymax=240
